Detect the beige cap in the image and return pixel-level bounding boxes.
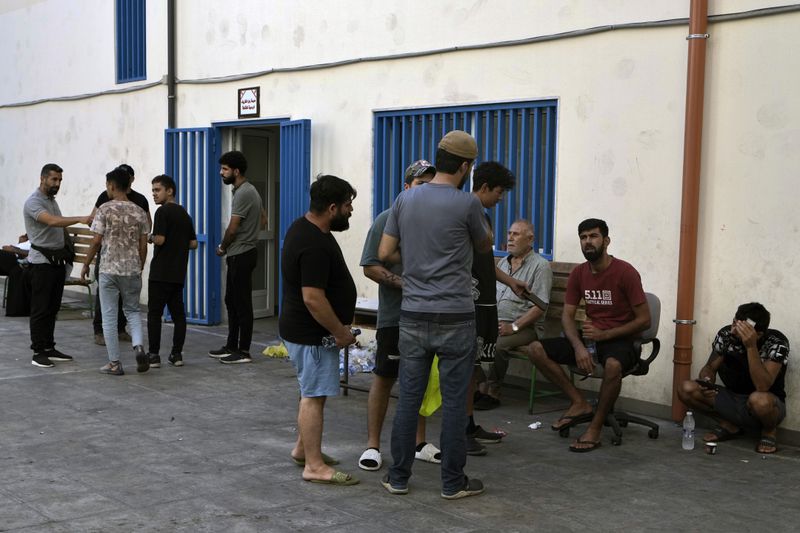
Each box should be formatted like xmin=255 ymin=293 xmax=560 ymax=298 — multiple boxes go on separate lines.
xmin=438 ymin=130 xmax=478 ymax=159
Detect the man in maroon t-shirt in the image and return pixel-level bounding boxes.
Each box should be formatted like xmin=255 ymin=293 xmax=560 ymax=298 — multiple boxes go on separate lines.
xmin=526 ymin=218 xmax=650 ymax=452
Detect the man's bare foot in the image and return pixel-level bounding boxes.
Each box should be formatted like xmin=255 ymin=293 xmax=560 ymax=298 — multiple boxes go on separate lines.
xmin=551 ymin=404 xmax=593 ymax=431
xmin=301 ymin=464 xmax=336 ymax=482
xmin=756 ymin=433 xmax=778 ymax=454
xmin=569 ymin=429 xmax=602 ymax=451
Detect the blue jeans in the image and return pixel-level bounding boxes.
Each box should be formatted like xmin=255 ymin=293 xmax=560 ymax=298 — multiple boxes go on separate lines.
xmin=99 ymin=273 xmax=144 ymax=362
xmin=389 ymin=312 xmax=476 ymax=494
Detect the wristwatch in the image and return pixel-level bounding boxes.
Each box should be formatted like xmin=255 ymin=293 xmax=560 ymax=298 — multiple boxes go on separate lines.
xmin=217 ymin=244 xmax=226 ymax=255
xmin=511 ymin=322 xmax=520 ymax=333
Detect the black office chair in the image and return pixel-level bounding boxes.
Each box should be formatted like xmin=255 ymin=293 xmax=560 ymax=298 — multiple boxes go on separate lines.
xmin=558 ymin=292 xmax=661 ymax=445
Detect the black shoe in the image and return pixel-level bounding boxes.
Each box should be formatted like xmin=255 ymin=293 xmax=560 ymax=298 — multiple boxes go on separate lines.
xmin=135 ymin=346 xmax=149 ymax=373
xmin=474 ymin=395 xmax=500 ymax=411
xmin=148 ymin=354 xmax=161 ymax=368
xmin=45 ymin=349 xmax=73 ymax=362
xmin=466 ymin=436 xmax=487 ymax=456
xmin=32 ymin=353 xmax=54 ymax=368
xmin=219 ymin=351 xmax=252 ymax=364
xmin=381 ymin=474 xmax=408 ymax=495
xmin=441 ymin=476 xmax=485 ymax=500
xmin=469 ymin=425 xmax=504 ymax=444
xmin=168 ymin=353 xmax=184 ymax=367
xmin=208 ymin=346 xmax=233 ymax=359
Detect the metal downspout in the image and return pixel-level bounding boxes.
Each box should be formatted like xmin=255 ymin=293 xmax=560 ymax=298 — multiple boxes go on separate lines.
xmin=167 ymin=0 xmax=176 ymax=129
xmin=672 ymin=0 xmax=709 ymax=421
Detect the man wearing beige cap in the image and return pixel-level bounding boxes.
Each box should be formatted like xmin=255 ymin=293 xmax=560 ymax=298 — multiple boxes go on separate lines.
xmin=357 ymin=160 xmax=439 ymax=472
xmin=379 ymin=131 xmax=491 ymax=499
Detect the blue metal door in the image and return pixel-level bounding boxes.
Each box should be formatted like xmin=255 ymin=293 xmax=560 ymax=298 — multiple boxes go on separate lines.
xmin=278 ymin=119 xmax=312 ymax=309
xmin=164 ymin=128 xmax=222 ymax=325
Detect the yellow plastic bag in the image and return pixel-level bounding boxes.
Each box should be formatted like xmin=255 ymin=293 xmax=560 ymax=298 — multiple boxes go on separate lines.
xmin=419 ymin=355 xmax=442 ymax=416
xmin=262 ymin=342 xmax=288 ymax=358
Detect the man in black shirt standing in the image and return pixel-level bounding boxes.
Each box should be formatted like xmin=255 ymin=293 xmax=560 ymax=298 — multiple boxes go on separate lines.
xmin=146 ymin=175 xmax=197 ymax=368
xmin=280 ymin=174 xmax=359 ymax=486
xmin=90 ymin=164 xmax=151 ymax=345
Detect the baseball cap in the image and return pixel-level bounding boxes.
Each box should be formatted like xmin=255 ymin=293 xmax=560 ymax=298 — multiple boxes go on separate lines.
xmin=404 ymin=160 xmax=436 ymax=181
xmin=438 ymin=130 xmax=478 ymax=159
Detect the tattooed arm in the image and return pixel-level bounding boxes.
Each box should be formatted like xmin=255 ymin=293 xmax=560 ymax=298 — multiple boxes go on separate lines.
xmin=363 ymin=264 xmax=403 ymax=290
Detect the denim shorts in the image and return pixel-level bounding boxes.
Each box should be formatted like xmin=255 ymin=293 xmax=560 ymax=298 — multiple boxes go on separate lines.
xmin=285 ymin=340 xmax=340 ymax=398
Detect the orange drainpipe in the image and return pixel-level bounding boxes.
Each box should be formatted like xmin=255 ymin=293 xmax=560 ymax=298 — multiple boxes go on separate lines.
xmin=672 ymin=0 xmax=709 ymax=422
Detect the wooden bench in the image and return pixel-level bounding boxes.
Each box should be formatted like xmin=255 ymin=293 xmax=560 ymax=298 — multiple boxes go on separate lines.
xmin=505 ymin=261 xmax=585 ymax=413
xmin=64 ymin=226 xmax=96 ymax=316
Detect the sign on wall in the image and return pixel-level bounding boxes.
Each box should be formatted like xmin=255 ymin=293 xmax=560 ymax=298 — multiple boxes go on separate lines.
xmin=238 ymin=87 xmax=260 ymax=118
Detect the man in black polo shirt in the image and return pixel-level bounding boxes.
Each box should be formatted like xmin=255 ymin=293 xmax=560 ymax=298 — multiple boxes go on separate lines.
xmin=90 ymin=164 xmax=151 ymax=345
xmin=146 ymin=175 xmax=197 ymax=368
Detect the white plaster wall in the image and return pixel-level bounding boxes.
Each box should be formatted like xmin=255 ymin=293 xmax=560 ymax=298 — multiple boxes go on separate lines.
xmin=1 ymin=0 xmax=799 ymax=429
xmin=0 ymin=0 xmax=166 ymax=104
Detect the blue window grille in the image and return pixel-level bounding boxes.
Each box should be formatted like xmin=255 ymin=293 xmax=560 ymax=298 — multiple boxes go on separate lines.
xmin=373 ymin=101 xmax=557 ymax=258
xmin=164 ymin=128 xmax=221 ymax=325
xmin=115 ymin=0 xmax=146 ymax=83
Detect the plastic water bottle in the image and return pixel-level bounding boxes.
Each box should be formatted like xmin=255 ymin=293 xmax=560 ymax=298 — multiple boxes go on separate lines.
xmin=682 ymin=411 xmax=696 ymax=450
xmin=322 ymin=328 xmax=361 ymax=348
xmin=584 ymin=339 xmax=598 ymax=366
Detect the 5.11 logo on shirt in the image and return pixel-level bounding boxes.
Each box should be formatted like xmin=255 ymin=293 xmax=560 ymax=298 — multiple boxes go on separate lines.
xmin=584 ymin=289 xmax=613 ymax=306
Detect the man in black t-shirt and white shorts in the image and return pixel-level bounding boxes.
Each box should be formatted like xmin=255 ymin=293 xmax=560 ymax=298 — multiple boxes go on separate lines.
xmin=280 ymin=175 xmax=360 ymax=486
xmin=146 ymin=175 xmax=197 ymax=368
xmin=89 ymin=164 xmax=150 ymax=346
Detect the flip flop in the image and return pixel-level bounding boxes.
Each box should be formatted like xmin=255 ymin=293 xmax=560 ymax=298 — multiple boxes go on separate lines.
xmin=305 ymin=471 xmax=360 ymax=485
xmin=569 ymin=438 xmax=602 ymax=453
xmin=756 ymin=436 xmax=778 ymax=454
xmin=291 ymin=452 xmax=340 ymax=467
xmin=703 ymin=426 xmax=743 ymax=443
xmin=551 ymin=413 xmax=590 ymax=431
xmin=358 ymin=448 xmax=383 ymax=471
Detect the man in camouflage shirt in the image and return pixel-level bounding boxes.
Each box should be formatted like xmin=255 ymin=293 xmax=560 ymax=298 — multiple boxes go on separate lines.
xmin=81 ymin=168 xmax=150 ymax=375
xmin=678 ymin=302 xmax=789 ymax=454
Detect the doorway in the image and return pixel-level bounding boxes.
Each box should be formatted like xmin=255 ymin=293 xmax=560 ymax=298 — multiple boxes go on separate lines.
xmin=234 ymin=127 xmax=280 ymax=318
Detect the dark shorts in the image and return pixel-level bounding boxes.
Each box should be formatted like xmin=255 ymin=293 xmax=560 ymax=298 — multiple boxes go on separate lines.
xmin=475 ymin=304 xmax=498 ymax=365
xmin=539 ymin=336 xmax=639 ymax=373
xmin=373 ymin=326 xmax=400 ymax=379
xmin=714 ymin=388 xmax=786 ymax=431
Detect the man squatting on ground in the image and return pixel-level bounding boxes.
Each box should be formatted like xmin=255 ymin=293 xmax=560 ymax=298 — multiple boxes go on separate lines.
xmin=678 ymin=302 xmax=789 ymax=454
xmin=280 ymin=175 xmax=360 ymax=485
xmin=209 ymin=151 xmax=267 ymax=364
xmin=476 ymin=219 xmax=553 ymax=409
xmin=379 ymin=130 xmax=491 ymax=499
xmin=146 ymin=174 xmax=198 ymax=369
xmin=358 ymin=159 xmax=441 ymax=471
xmin=81 ymin=168 xmax=150 ymax=375
xmin=527 ymin=218 xmax=650 ymax=452
xmin=464 ymin=161 xmax=526 ymax=455
xmin=90 ymin=164 xmax=151 ymax=346
xmin=24 ymin=163 xmax=91 ymax=368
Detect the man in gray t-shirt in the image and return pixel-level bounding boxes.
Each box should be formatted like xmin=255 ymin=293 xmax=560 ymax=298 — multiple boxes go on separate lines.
xmin=210 ymin=150 xmax=266 ymax=364
xmin=357 ymin=160 xmax=440 ymax=472
xmin=379 ymin=131 xmax=491 ymax=499
xmin=23 ymin=163 xmax=90 ymax=368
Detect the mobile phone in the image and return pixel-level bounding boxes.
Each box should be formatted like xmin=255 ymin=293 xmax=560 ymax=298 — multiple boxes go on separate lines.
xmin=695 ymin=379 xmax=721 ymax=391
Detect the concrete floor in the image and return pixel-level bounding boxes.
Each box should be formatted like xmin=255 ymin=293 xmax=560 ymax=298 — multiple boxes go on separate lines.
xmin=2 ymin=296 xmax=800 ymax=532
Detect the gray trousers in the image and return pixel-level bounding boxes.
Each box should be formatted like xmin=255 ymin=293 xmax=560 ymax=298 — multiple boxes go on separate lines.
xmin=484 ymin=328 xmax=540 ymax=397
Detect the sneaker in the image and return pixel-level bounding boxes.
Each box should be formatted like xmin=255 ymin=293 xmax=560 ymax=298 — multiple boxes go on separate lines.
xmin=208 ymin=346 xmax=233 ymax=358
xmin=118 ymin=331 xmax=132 ymax=342
xmin=441 ymin=476 xmax=485 ymax=500
xmin=31 ymin=353 xmax=54 ymax=368
xmin=469 ymin=425 xmax=504 ymax=444
xmin=168 ymin=353 xmax=184 ymax=367
xmin=466 ymin=436 xmax=487 ymax=456
xmin=219 ymin=351 xmax=252 ymax=364
xmin=381 ymin=474 xmax=408 ymax=495
xmin=474 ymin=395 xmax=501 ymax=411
xmin=45 ymin=349 xmax=73 ymax=362
xmin=135 ymin=346 xmax=149 ymax=373
xmin=94 ymin=333 xmax=106 ymax=346
xmin=100 ymin=361 xmax=124 ymax=375
xmin=148 ymin=354 xmax=161 ymax=368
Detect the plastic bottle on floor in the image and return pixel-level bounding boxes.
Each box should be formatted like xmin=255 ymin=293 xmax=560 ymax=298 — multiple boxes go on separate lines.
xmin=682 ymin=411 xmax=696 ymax=450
